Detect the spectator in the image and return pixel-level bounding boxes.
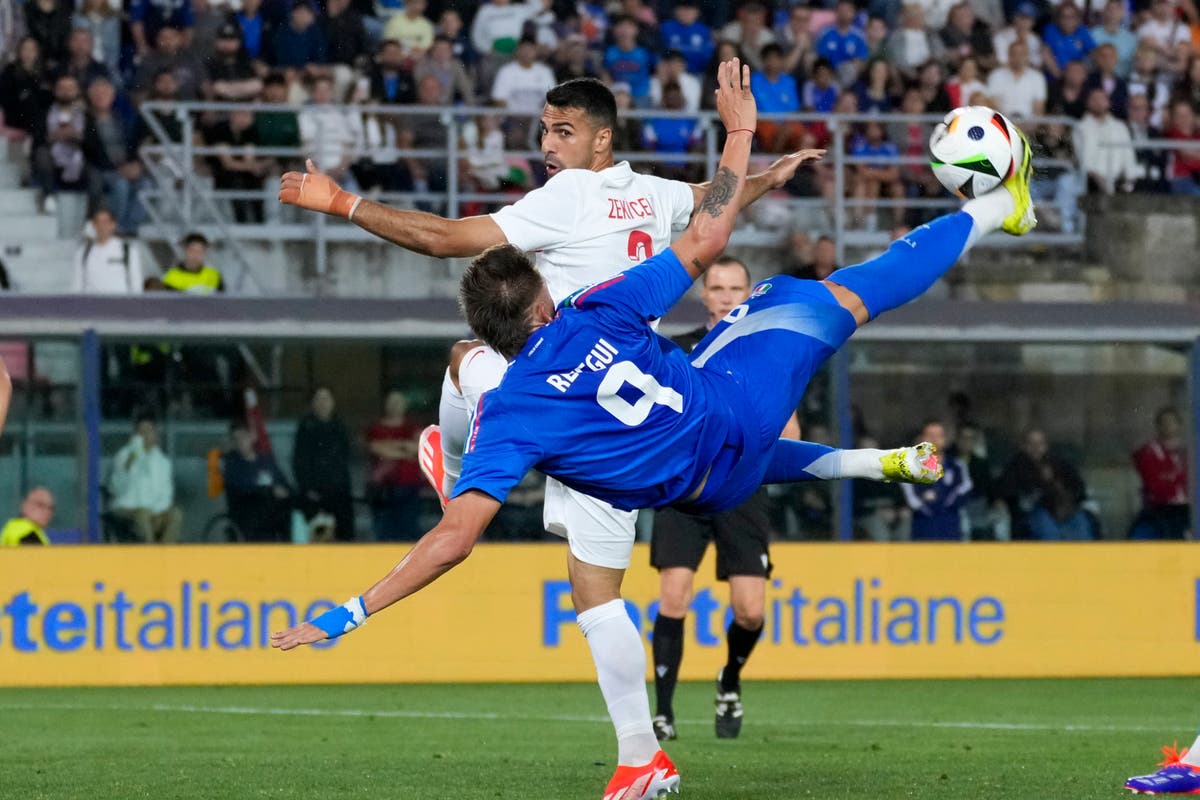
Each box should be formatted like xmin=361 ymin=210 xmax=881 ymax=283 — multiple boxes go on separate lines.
xmin=292 ymin=386 xmax=355 ymax=541
xmin=902 ymin=420 xmax=971 ymax=541
xmin=1032 ymin=120 xmax=1080 ymax=231
xmin=1090 ymin=0 xmax=1137 ymax=78
xmin=650 ymin=50 xmax=701 ymax=112
xmin=109 ymin=415 xmax=183 ymax=543
xmin=133 ymin=70 xmax=184 ymax=149
xmin=1074 ymin=87 xmax=1138 ymax=193
xmin=802 ymin=57 xmax=840 ymax=113
xmin=321 ymin=0 xmax=367 ymax=67
xmin=415 ymin=34 xmax=476 ymax=105
xmin=365 ymin=389 xmax=423 ymax=541
xmin=82 ymin=78 xmax=146 ymax=236
xmin=1026 ymin=458 xmax=1095 ymax=540
xmin=986 ymin=39 xmax=1046 ymax=118
xmin=1171 ymin=53 xmax=1200 ymax=109
xmin=607 ymin=82 xmax=642 ymax=151
xmin=1042 ymin=3 xmax=1094 ymax=80
xmin=947 ymin=422 xmax=1001 ymax=539
xmin=300 ymin=74 xmax=360 ymax=189
xmin=1129 ymin=407 xmax=1190 ymax=539
xmin=221 ymin=421 xmax=292 ymax=542
xmin=945 ymin=54 xmax=986 ymax=107
xmin=992 ymin=2 xmax=1042 ymax=68
xmin=604 ymin=16 xmax=654 ymax=106
xmin=851 ymin=120 xmax=904 ymax=229
xmin=255 ymin=72 xmax=301 ymax=156
xmin=382 ymin=0 xmax=433 ymax=56
xmin=437 ymin=8 xmax=475 ymax=67
xmin=206 ymin=21 xmax=262 ymax=101
xmin=56 ymin=27 xmax=110 ymax=90
xmin=641 ymin=82 xmax=702 ymax=181
xmin=163 ymin=232 xmax=225 ymax=293
xmin=553 ymin=33 xmax=604 ymax=84
xmin=1166 ymin=99 xmax=1200 ymax=195
xmin=891 ymin=87 xmax=942 ymax=224
xmin=1137 ymin=0 xmax=1191 ymax=69
xmin=787 ymin=234 xmax=838 ymax=279
xmin=995 ymin=428 xmax=1088 ymax=540
xmin=33 ymin=74 xmax=86 ymax=212
xmin=130 ymin=0 xmax=194 ymax=57
xmin=939 ymin=2 xmax=995 ymax=72
xmin=23 ymin=0 xmax=73 ymax=65
xmin=852 ymin=435 xmax=909 ymax=541
xmin=1048 ymin=58 xmax=1089 ymax=118
xmin=720 ymin=2 xmax=776 ymax=72
xmin=1127 ymin=92 xmax=1170 ymax=192
xmin=134 ymin=26 xmax=207 ymax=101
xmin=1085 ymin=43 xmax=1130 ymax=119
xmin=234 ymin=0 xmax=270 ymax=62
xmin=0 ymin=37 xmax=52 ymax=141
xmin=751 ymin=44 xmax=804 ymax=153
xmin=701 ymin=40 xmax=743 ymax=110
xmin=271 ymin=1 xmax=327 ymax=68
xmin=207 ymin=107 xmax=269 ymax=223
xmin=73 ymin=208 xmax=143 ymax=293
xmin=0 ymin=487 xmax=53 ymax=546
xmin=816 ymin=0 xmax=869 ymax=80
xmin=886 ymin=4 xmax=945 ymax=83
xmin=915 ymin=59 xmax=952 ymax=113
xmin=660 ymin=0 xmax=714 ymax=74
xmin=368 ymin=39 xmax=416 ymax=104
xmin=187 ymin=0 xmax=224 ymax=60
xmin=493 ymin=36 xmax=556 ymax=149
xmin=865 ymin=15 xmax=891 ymax=60
xmin=777 ymin=5 xmax=817 ymax=78
xmin=1128 ymin=44 xmax=1171 ymax=128
xmin=470 ymin=0 xmax=537 ymax=62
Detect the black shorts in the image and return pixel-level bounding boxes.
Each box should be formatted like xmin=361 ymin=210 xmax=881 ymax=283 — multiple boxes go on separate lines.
xmin=650 ymin=489 xmax=773 ymax=580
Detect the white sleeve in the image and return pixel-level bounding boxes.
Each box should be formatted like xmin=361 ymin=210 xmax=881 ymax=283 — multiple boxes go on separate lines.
xmin=656 ymin=176 xmax=696 ymax=231
xmin=490 ymin=65 xmax=512 ymax=104
xmin=1032 ymin=73 xmax=1047 ymax=103
xmin=490 ymin=172 xmax=582 ymax=251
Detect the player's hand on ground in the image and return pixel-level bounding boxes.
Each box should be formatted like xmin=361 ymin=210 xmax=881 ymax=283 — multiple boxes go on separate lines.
xmin=278 ymin=158 xmax=360 ymax=218
xmin=714 ymin=58 xmax=756 ymax=136
xmin=270 ymin=621 xmax=327 ymax=651
xmin=762 ymin=149 xmax=827 ymax=189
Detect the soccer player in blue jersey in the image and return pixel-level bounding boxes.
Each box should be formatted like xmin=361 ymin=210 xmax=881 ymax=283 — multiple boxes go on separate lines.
xmin=273 ymin=59 xmax=1037 ymax=800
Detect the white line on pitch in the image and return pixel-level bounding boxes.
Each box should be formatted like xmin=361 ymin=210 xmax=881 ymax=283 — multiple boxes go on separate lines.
xmin=0 ymin=703 xmax=1185 ymax=733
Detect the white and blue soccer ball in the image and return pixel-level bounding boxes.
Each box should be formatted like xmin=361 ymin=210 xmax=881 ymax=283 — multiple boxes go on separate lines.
xmin=928 ymin=106 xmax=1022 ymax=199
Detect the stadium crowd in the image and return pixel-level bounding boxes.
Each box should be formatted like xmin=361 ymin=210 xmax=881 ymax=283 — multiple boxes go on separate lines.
xmin=3 ymin=0 xmax=1200 ymax=236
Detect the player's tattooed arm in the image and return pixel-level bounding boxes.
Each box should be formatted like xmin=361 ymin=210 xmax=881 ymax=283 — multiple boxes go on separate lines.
xmin=689 ymin=148 xmax=826 ymax=215
xmin=696 ymin=166 xmax=738 ymax=219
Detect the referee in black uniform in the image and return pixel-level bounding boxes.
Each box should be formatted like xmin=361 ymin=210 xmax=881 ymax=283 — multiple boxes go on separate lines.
xmin=649 ymin=255 xmax=799 ymax=742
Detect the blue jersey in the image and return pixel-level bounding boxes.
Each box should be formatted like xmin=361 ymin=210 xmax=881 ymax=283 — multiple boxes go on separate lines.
xmin=452 ymin=249 xmax=740 ymax=512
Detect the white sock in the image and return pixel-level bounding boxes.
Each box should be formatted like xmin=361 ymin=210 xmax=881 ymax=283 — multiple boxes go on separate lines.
xmin=1182 ymin=732 xmax=1200 ymax=766
xmin=804 ymin=448 xmax=888 ymax=481
xmin=437 ymin=369 xmax=469 ymax=494
xmin=577 ymin=599 xmax=659 ymax=767
xmin=961 ymin=190 xmax=1015 ymax=248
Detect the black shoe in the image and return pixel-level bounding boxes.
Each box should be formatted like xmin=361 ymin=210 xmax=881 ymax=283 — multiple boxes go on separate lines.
xmin=652 ymin=714 xmax=677 ymax=741
xmin=714 ymin=669 xmax=743 ymax=739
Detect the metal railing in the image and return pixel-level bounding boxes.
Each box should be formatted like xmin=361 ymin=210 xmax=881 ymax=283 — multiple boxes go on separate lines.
xmin=138 ymin=103 xmax=1088 ymax=290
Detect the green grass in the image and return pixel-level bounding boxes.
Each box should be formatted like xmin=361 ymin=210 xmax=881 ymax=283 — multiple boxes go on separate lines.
xmin=0 ymin=679 xmax=1193 ymax=799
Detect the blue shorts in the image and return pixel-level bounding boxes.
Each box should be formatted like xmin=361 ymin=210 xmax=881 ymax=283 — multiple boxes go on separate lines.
xmin=685 ymin=276 xmax=857 ymax=513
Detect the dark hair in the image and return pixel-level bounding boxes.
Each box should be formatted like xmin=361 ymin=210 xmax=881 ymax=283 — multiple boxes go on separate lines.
xmin=135 ymin=413 xmax=158 ymax=428
xmin=761 ymin=43 xmax=784 ymax=61
xmin=812 ymin=57 xmax=835 ymax=74
xmin=182 ymin=231 xmax=208 ymax=247
xmin=263 ymin=71 xmax=288 ymax=87
xmin=708 ymin=255 xmax=752 ymax=286
xmin=545 ymin=78 xmax=618 ymax=132
xmin=459 ymin=244 xmax=545 ymax=359
xmin=1155 ymin=407 xmax=1180 ymax=426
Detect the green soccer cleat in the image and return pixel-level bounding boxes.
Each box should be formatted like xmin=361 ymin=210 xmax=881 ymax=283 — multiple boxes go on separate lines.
xmin=1001 ymin=126 xmax=1037 ymax=235
xmin=880 ymin=442 xmax=944 ymax=484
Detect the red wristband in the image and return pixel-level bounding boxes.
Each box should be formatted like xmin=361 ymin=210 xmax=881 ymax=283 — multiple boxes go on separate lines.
xmin=727 ymin=128 xmax=755 ymax=136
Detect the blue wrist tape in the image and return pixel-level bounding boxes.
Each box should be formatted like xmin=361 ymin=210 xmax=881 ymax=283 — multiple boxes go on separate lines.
xmin=310 ymin=596 xmax=369 ymax=639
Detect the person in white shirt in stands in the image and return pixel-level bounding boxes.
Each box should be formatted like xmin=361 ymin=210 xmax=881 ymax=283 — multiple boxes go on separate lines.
xmin=73 ymin=207 xmax=143 ymax=293
xmin=109 ymin=414 xmax=183 ymax=543
xmin=992 ymin=2 xmax=1043 ymax=68
xmin=1137 ymin=0 xmax=1192 ymax=68
xmin=986 ymin=39 xmax=1047 ymax=118
xmin=298 ymin=74 xmax=362 ymax=192
xmin=649 ymin=50 xmax=702 ymax=112
xmin=1074 ymin=86 xmax=1139 ymax=193
xmin=491 ymin=38 xmax=558 ymax=146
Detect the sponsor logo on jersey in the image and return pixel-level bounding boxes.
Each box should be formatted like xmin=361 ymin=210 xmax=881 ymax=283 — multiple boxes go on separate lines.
xmin=545 ymin=338 xmax=619 ymax=392
xmin=608 ymin=196 xmax=656 ymax=220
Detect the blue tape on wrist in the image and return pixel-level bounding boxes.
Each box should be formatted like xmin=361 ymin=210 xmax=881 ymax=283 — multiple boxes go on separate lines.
xmin=310 ymin=597 xmax=367 ymax=639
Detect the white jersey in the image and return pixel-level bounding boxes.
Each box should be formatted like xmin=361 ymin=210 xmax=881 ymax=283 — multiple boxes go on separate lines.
xmin=490 ymin=161 xmax=695 ymax=304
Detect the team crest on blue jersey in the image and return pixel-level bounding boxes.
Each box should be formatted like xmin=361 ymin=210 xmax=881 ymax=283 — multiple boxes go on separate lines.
xmin=750 ymin=282 xmax=772 ymax=299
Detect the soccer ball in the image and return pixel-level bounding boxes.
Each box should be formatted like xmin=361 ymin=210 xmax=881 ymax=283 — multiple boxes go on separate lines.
xmin=928 ymin=106 xmax=1022 ymax=199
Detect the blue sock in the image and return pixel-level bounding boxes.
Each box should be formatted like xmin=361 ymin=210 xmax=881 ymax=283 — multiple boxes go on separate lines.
xmin=826 ymin=211 xmax=974 ymax=320
xmin=762 ymin=439 xmax=839 ymax=484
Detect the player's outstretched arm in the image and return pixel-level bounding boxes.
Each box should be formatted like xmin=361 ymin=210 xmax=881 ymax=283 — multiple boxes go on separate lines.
xmin=673 ymin=59 xmax=756 ymax=281
xmin=0 ymin=357 xmax=10 ymax=440
xmin=691 ymin=148 xmax=826 ymax=212
xmin=270 ymin=490 xmax=501 ymax=651
xmin=278 ymin=159 xmax=506 ymax=258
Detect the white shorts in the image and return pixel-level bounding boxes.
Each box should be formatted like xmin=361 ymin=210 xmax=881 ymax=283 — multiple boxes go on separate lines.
xmin=459 ymin=343 xmax=638 ymax=571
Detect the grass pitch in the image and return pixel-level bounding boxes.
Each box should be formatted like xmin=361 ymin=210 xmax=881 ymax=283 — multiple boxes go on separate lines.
xmin=0 ymin=678 xmax=1191 ymax=799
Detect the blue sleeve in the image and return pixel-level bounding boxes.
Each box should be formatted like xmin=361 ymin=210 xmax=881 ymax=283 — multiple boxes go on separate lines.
xmin=815 ymin=29 xmax=833 ymax=58
xmin=603 ymin=46 xmax=618 ymax=69
xmin=179 ymin=0 xmax=195 ymax=27
xmin=451 ymin=393 xmax=543 ymax=504
xmin=566 ymin=248 xmax=693 ymax=327
xmin=130 ymin=0 xmax=146 ymax=23
xmin=1081 ymin=28 xmax=1096 ymax=51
